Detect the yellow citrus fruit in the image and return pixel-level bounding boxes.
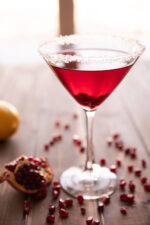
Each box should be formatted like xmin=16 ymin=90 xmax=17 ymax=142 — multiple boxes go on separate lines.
xmin=0 ymin=100 xmax=19 ymax=140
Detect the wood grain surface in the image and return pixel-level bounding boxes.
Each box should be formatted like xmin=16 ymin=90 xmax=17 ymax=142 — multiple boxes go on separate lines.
xmin=0 ymin=59 xmax=150 ymax=225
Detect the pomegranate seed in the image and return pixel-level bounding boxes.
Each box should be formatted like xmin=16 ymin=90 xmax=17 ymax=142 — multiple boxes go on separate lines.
xmin=113 ymin=133 xmax=120 ymax=139
xmin=49 ymin=140 xmax=54 ymax=146
xmin=141 ymin=159 xmax=146 ymax=168
xmin=77 ymin=195 xmax=84 ymax=204
xmin=73 ymin=135 xmax=82 ymax=146
xmin=144 ymin=184 xmax=150 ymax=192
xmin=24 ymin=200 xmax=30 ymax=215
xmin=44 ymin=144 xmax=49 ymax=150
xmin=59 ymin=198 xmax=65 ymax=208
xmin=120 ymin=179 xmax=126 ymax=189
xmin=53 ymin=181 xmax=60 ymax=186
xmin=141 ymin=177 xmax=147 ymax=184
xmin=115 ymin=140 xmax=124 ymax=150
xmin=52 ymin=184 xmax=61 ymax=192
xmin=116 ymin=159 xmax=121 ymax=167
xmin=130 ymin=152 xmax=137 ymax=159
xmin=120 ymin=193 xmax=127 ymax=202
xmin=55 ymin=121 xmax=60 ymax=127
xmin=129 ymin=181 xmax=135 ymax=192
xmin=110 ymin=165 xmax=117 ymax=173
xmin=97 ymin=202 xmax=104 ymax=212
xmin=107 ymin=137 xmax=113 ymax=146
xmin=24 ymin=207 xmax=30 ymax=215
xmin=86 ymin=217 xmax=93 ymax=225
xmin=100 ymin=158 xmax=106 ymax=166
xmin=73 ymin=113 xmax=78 ymax=119
xmin=46 ymin=215 xmax=55 ymax=223
xmin=79 ymin=147 xmax=85 ymax=153
xmin=134 ymin=169 xmax=142 ymax=177
xmin=128 ymin=165 xmax=134 ymax=172
xmin=125 ymin=148 xmax=131 ymax=155
xmin=103 ymin=196 xmax=110 ymax=204
xmin=34 ymin=188 xmax=48 ymax=200
xmin=49 ymin=205 xmax=56 ymax=214
xmin=52 ymin=190 xmax=59 ymax=199
xmin=80 ymin=207 xmax=86 ymax=215
xmin=65 ymin=198 xmax=73 ymax=207
xmin=64 ymin=124 xmax=70 ymax=130
xmin=127 ymin=194 xmax=135 ymax=203
xmin=93 ymin=220 xmax=100 ymax=225
xmin=120 ymin=207 xmax=127 ymax=215
xmin=59 ymin=208 xmax=69 ymax=218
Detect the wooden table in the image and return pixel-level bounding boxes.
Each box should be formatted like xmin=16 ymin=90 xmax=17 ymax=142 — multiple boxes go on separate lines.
xmin=0 ymin=59 xmax=150 ymax=225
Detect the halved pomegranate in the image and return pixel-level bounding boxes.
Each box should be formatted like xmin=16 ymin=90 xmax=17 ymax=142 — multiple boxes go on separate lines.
xmin=0 ymin=155 xmax=53 ymax=194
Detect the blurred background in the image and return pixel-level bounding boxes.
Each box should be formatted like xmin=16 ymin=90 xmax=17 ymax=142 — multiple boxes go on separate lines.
xmin=0 ymin=0 xmax=149 ymax=63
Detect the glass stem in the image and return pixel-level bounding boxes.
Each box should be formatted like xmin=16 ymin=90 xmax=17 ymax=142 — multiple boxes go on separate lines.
xmin=84 ymin=110 xmax=96 ymax=171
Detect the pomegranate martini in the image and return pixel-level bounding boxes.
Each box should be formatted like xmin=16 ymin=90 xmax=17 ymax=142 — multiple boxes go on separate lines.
xmin=39 ymin=35 xmax=145 ymax=199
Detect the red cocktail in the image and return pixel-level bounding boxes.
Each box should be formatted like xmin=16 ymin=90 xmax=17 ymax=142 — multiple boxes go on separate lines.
xmin=39 ymin=35 xmax=145 ymax=199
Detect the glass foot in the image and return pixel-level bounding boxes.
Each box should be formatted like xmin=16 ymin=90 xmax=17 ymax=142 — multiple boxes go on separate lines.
xmin=60 ymin=164 xmax=117 ymax=200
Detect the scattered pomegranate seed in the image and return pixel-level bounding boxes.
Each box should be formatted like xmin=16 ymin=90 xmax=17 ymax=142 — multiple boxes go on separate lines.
xmin=49 ymin=140 xmax=54 ymax=146
xmin=79 ymin=147 xmax=85 ymax=153
xmin=93 ymin=220 xmax=100 ymax=225
xmin=53 ymin=181 xmax=60 ymax=186
xmin=127 ymin=194 xmax=135 ymax=203
xmin=65 ymin=198 xmax=73 ymax=207
xmin=120 ymin=179 xmax=127 ymax=189
xmin=125 ymin=148 xmax=131 ymax=155
xmin=100 ymin=158 xmax=106 ymax=166
xmin=141 ymin=159 xmax=146 ymax=168
xmin=73 ymin=113 xmax=78 ymax=119
xmin=141 ymin=177 xmax=147 ymax=184
xmin=128 ymin=165 xmax=134 ymax=172
xmin=59 ymin=198 xmax=65 ymax=208
xmin=86 ymin=217 xmax=93 ymax=225
xmin=46 ymin=215 xmax=55 ymax=223
xmin=129 ymin=181 xmax=135 ymax=192
xmin=120 ymin=193 xmax=127 ymax=202
xmin=73 ymin=135 xmax=82 ymax=146
xmin=130 ymin=152 xmax=137 ymax=159
xmin=77 ymin=195 xmax=84 ymax=204
xmin=49 ymin=205 xmax=56 ymax=214
xmin=59 ymin=208 xmax=69 ymax=218
xmin=55 ymin=121 xmax=60 ymax=127
xmin=144 ymin=184 xmax=150 ymax=192
xmin=44 ymin=144 xmax=49 ymax=150
xmin=110 ymin=165 xmax=117 ymax=173
xmin=97 ymin=202 xmax=104 ymax=212
xmin=64 ymin=124 xmax=70 ymax=130
xmin=103 ymin=196 xmax=110 ymax=204
xmin=24 ymin=200 xmax=30 ymax=215
xmin=120 ymin=207 xmax=127 ymax=215
xmin=80 ymin=207 xmax=86 ymax=215
xmin=52 ymin=184 xmax=61 ymax=192
xmin=52 ymin=190 xmax=59 ymax=199
xmin=113 ymin=133 xmax=120 ymax=139
xmin=107 ymin=137 xmax=113 ymax=146
xmin=116 ymin=159 xmax=121 ymax=167
xmin=115 ymin=140 xmax=124 ymax=150
xmin=134 ymin=169 xmax=142 ymax=177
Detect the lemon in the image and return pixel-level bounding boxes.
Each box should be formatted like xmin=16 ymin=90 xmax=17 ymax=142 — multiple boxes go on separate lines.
xmin=0 ymin=100 xmax=19 ymax=140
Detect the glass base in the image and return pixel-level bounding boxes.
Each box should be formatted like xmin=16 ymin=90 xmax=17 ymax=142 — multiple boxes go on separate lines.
xmin=60 ymin=164 xmax=117 ymax=200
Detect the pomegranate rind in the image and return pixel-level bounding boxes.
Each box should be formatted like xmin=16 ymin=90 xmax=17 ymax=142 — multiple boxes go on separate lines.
xmin=4 ymin=156 xmax=53 ymax=194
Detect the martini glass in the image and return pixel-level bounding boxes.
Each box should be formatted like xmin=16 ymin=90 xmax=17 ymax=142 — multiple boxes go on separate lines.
xmin=39 ymin=35 xmax=145 ymax=200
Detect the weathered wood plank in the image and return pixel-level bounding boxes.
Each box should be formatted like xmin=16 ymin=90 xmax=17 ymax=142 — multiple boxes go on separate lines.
xmin=0 ymin=60 xmax=150 ymax=225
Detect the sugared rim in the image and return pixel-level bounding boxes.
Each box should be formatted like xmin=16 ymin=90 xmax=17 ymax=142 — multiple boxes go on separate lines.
xmin=39 ymin=34 xmax=145 ymax=64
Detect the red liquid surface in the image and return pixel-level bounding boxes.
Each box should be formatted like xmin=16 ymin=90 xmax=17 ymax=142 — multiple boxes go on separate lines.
xmin=48 ymin=49 xmax=133 ymax=110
